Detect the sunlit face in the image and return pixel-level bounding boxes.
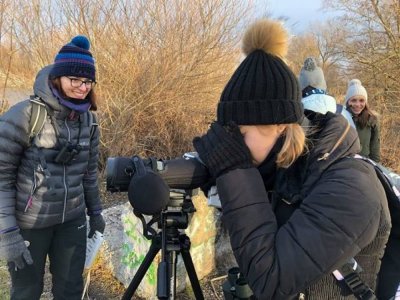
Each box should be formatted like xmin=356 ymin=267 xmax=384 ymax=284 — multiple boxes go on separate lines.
xmin=347 ymin=96 xmax=366 ymax=115
xmin=240 ymin=124 xmax=286 ymax=166
xmin=60 ymin=76 xmax=93 ymax=99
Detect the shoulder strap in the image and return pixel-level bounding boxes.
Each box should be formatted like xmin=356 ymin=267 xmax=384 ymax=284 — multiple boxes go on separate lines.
xmin=353 ymin=154 xmax=400 ymax=204
xmin=29 ymin=95 xmax=47 ymax=140
xmin=333 ymin=258 xmax=376 ymax=299
xmin=88 ymin=111 xmax=98 ymax=140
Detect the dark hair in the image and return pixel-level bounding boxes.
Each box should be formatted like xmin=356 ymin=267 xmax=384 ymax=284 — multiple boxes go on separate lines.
xmin=50 ymin=77 xmax=98 ymax=111
xmin=347 ymin=103 xmax=377 ymax=128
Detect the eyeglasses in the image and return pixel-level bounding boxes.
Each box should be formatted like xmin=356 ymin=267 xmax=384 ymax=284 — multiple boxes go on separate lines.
xmin=67 ymin=77 xmax=96 ymax=89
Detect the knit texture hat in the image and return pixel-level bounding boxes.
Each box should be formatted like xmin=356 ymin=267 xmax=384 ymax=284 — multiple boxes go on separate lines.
xmin=345 ymin=79 xmax=368 ymax=105
xmin=217 ymin=19 xmax=303 ymax=125
xmin=299 ymin=57 xmax=327 ymax=91
xmin=49 ymin=35 xmax=96 ymax=81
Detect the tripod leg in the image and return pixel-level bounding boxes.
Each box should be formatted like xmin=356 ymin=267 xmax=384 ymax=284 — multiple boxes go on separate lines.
xmin=157 ymin=250 xmax=178 ymax=299
xmin=122 ymin=237 xmax=161 ymax=300
xmin=180 ymin=236 xmax=204 ymax=300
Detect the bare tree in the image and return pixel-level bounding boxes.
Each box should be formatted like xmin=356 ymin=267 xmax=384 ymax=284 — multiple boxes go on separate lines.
xmin=0 ymin=0 xmax=252 ymax=168
xmin=324 ymin=0 xmax=400 ymax=170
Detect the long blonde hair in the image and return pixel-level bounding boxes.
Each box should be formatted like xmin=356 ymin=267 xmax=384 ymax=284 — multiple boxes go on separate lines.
xmin=276 ymin=124 xmax=306 ymax=168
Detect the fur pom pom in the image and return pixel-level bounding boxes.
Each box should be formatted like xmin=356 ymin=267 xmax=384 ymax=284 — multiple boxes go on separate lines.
xmin=242 ymin=19 xmax=288 ymax=58
xmin=71 ymin=35 xmax=90 ymax=50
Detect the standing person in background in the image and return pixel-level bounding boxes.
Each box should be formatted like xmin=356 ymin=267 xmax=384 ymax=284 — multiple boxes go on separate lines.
xmin=193 ymin=19 xmax=391 ymax=299
xmin=0 ymin=35 xmax=105 ymax=300
xmin=299 ymin=57 xmax=355 ymax=128
xmin=345 ymin=79 xmax=380 ymax=162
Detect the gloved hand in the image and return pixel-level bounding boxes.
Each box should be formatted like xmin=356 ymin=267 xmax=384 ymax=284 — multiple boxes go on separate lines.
xmin=88 ymin=214 xmax=106 ymax=238
xmin=193 ymin=122 xmax=253 ymax=178
xmin=0 ymin=229 xmax=33 ymax=269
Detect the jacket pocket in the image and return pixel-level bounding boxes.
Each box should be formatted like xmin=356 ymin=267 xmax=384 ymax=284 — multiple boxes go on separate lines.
xmin=24 ymin=165 xmax=45 ymax=212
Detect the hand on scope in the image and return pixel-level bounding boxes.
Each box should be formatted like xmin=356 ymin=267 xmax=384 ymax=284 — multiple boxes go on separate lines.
xmin=193 ymin=122 xmax=253 ymax=179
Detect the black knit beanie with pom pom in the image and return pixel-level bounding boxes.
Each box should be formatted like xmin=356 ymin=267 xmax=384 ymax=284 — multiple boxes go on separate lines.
xmin=217 ymin=19 xmax=303 ymax=125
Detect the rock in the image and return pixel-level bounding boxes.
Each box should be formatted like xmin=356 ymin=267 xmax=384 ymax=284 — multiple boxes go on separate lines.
xmin=99 ymin=191 xmax=226 ymax=299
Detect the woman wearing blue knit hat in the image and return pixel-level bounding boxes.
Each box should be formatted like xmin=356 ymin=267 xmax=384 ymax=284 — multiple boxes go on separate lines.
xmin=0 ymin=35 xmax=105 ymax=299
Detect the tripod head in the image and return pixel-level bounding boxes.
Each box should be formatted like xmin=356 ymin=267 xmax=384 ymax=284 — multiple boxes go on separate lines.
xmin=133 ymin=189 xmax=197 ymax=241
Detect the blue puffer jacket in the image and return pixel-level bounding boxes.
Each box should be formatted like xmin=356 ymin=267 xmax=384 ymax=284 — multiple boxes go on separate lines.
xmin=217 ymin=112 xmax=391 ymax=299
xmin=0 ymin=65 xmax=102 ymax=231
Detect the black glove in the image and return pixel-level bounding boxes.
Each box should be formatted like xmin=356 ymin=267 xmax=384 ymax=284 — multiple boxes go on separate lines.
xmin=193 ymin=122 xmax=253 ymax=178
xmin=0 ymin=229 xmax=33 ymax=269
xmin=88 ymin=214 xmax=106 ymax=238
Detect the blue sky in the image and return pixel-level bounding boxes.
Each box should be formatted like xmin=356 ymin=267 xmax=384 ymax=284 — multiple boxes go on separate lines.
xmin=254 ymin=0 xmax=330 ymax=34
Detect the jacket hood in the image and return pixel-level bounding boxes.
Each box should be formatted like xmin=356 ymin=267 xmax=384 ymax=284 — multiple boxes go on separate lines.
xmin=301 ymin=93 xmax=336 ymax=115
xmin=33 ymin=65 xmax=66 ymax=112
xmin=302 ymin=110 xmax=360 ymax=192
xmin=274 ymin=110 xmax=360 ymax=203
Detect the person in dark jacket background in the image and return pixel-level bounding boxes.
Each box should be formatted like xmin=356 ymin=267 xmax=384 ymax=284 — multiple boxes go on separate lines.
xmin=345 ymin=79 xmax=380 ymax=162
xmin=299 ymin=57 xmax=355 ymax=128
xmin=0 ymin=35 xmax=105 ymax=300
xmin=193 ymin=19 xmax=391 ymax=299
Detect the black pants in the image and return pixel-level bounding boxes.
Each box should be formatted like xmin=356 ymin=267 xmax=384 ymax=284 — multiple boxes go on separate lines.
xmin=8 ymin=214 xmax=87 ymax=300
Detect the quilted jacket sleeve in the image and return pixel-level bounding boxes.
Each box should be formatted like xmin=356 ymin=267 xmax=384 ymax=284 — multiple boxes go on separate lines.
xmin=0 ymin=101 xmax=31 ymax=232
xmin=217 ymin=160 xmax=383 ymax=299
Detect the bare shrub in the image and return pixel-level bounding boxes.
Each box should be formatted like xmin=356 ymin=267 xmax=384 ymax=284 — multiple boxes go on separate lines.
xmin=0 ymin=0 xmax=252 ymax=170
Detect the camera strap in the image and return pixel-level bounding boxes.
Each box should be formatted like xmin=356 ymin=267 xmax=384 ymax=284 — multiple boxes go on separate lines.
xmin=32 ymin=146 xmax=54 ymax=190
xmin=131 ymin=156 xmax=147 ymax=176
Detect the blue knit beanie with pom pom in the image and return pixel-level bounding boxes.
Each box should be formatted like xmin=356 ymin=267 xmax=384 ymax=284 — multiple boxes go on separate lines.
xmin=49 ymin=35 xmax=96 ymax=81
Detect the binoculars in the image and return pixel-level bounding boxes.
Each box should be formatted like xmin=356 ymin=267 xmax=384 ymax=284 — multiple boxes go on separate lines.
xmin=222 ymin=267 xmax=256 ymax=300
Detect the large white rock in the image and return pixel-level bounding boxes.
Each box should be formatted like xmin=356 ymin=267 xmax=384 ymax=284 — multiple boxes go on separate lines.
xmin=100 ymin=191 xmax=221 ymax=299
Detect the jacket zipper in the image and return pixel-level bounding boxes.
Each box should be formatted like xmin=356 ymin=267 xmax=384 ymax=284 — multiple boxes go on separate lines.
xmin=24 ymin=169 xmax=38 ymax=212
xmin=61 ymin=118 xmax=71 ymax=223
xmin=317 ymin=122 xmax=351 ymax=161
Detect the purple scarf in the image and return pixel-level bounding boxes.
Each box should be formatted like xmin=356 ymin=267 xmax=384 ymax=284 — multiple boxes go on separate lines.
xmin=50 ymin=83 xmax=91 ymax=113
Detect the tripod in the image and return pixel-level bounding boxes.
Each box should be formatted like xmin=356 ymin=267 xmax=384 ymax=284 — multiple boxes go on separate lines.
xmin=122 ymin=192 xmax=204 ymax=300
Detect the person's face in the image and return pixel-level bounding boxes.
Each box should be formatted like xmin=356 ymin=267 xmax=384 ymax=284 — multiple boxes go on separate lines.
xmin=348 ymin=96 xmax=366 ymax=115
xmin=60 ymin=76 xmax=94 ymax=99
xmin=240 ymin=124 xmax=286 ymax=166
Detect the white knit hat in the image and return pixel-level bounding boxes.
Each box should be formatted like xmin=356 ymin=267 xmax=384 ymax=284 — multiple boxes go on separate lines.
xmin=345 ymin=79 xmax=368 ymax=105
xmin=298 ymin=57 xmax=327 ymax=91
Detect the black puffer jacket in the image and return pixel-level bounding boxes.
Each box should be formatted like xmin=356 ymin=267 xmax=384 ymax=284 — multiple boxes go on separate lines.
xmin=0 ymin=65 xmax=102 ymax=231
xmin=217 ymin=112 xmax=391 ymax=299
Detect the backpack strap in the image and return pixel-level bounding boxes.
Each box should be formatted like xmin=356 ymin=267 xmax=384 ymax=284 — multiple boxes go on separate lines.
xmin=333 ymin=258 xmax=376 ymax=300
xmin=86 ymin=111 xmax=98 ymax=141
xmin=29 ymin=95 xmax=47 ymax=141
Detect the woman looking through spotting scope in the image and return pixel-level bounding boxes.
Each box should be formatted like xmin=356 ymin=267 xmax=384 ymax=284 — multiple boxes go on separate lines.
xmin=193 ymin=19 xmax=391 ymax=299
